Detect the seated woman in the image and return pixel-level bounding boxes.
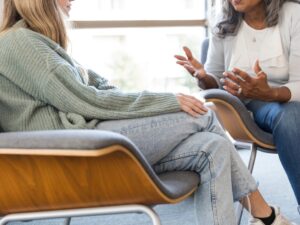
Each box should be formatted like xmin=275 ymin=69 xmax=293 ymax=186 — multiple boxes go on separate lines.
xmin=175 ymin=0 xmax=300 ymax=222
xmin=0 ymin=0 xmax=296 ymax=224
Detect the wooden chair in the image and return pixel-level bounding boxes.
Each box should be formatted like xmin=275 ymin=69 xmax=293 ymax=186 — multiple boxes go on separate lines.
xmin=0 ymin=130 xmax=200 ymax=225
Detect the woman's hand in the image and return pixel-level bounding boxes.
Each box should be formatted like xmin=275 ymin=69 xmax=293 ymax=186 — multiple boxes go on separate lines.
xmin=174 ymin=46 xmax=206 ymax=79
xmin=176 ymin=93 xmax=208 ymax=117
xmin=222 ymin=61 xmax=277 ymax=101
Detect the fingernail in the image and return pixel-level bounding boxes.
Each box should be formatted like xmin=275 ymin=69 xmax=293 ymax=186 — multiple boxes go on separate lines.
xmin=223 ymin=86 xmax=227 ymax=90
xmin=220 ymin=78 xmax=225 ymax=84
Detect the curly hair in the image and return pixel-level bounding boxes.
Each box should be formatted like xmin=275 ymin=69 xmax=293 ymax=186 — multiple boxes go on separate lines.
xmin=214 ymin=0 xmax=300 ymax=38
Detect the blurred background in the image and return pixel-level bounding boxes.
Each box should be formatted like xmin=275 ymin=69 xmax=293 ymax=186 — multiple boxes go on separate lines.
xmin=67 ymin=0 xmax=218 ymax=93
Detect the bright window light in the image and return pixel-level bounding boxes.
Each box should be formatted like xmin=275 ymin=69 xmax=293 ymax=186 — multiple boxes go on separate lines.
xmin=70 ymin=0 xmax=206 ymax=20
xmin=68 ymin=0 xmax=207 ymax=93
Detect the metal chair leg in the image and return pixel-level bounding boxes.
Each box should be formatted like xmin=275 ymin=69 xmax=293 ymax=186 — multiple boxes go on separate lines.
xmin=247 ymin=144 xmax=258 ymax=173
xmin=0 ymin=205 xmax=161 ymax=225
xmin=236 ymin=143 xmax=258 ymax=225
xmin=63 ymin=217 xmax=71 ymax=225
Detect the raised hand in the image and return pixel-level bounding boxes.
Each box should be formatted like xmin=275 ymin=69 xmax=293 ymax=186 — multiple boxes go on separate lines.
xmin=174 ymin=46 xmax=206 ymax=79
xmin=222 ymin=60 xmax=276 ymax=101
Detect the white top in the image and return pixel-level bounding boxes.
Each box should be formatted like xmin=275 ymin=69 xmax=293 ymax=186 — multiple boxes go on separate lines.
xmin=229 ymin=20 xmax=289 ymax=80
xmin=205 ymin=2 xmax=300 ymax=101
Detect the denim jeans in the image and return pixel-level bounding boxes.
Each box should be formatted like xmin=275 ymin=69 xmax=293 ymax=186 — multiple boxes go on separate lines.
xmin=246 ymin=100 xmax=300 ymax=205
xmin=96 ymin=110 xmax=257 ymax=225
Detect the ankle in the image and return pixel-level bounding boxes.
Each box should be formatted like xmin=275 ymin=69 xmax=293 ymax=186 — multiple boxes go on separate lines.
xmin=255 ymin=206 xmax=276 ymax=225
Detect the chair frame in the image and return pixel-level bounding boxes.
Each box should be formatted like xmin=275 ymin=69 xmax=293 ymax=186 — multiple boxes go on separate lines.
xmin=0 ymin=205 xmax=160 ymax=225
xmin=0 ymin=134 xmax=199 ymax=225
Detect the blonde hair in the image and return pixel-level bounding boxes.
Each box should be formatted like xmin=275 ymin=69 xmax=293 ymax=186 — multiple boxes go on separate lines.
xmin=0 ymin=0 xmax=68 ymax=49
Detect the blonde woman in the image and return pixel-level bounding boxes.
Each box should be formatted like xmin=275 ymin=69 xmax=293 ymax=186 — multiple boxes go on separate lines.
xmin=0 ymin=0 xmax=296 ymax=224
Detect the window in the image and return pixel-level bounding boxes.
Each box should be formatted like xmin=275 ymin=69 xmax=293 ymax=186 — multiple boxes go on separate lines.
xmin=69 ymin=0 xmax=208 ymax=93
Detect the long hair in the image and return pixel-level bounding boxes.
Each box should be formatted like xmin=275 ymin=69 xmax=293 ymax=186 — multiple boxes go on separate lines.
xmin=0 ymin=0 xmax=68 ymax=49
xmin=214 ymin=0 xmax=300 ymax=38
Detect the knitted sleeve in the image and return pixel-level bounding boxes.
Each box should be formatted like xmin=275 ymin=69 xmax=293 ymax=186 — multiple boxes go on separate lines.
xmin=1 ymin=27 xmax=181 ymax=120
xmin=43 ymin=63 xmax=181 ymax=120
xmin=87 ymin=69 xmax=117 ymax=90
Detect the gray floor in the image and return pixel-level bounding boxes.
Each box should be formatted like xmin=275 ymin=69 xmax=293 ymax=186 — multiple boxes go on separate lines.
xmin=238 ymin=148 xmax=299 ymax=225
xmin=5 ymin=148 xmax=300 ymax=225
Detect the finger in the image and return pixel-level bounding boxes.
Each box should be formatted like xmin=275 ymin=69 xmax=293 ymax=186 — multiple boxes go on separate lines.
xmin=193 ymin=106 xmax=208 ymax=115
xmin=180 ymin=93 xmax=205 ymax=105
xmin=232 ymin=68 xmax=252 ymax=83
xmin=223 ymin=86 xmax=239 ymax=96
xmin=189 ymin=100 xmax=208 ymax=114
xmin=179 ymin=94 xmax=207 ymax=111
xmin=176 ymin=62 xmax=195 ymax=75
xmin=183 ymin=46 xmax=194 ymax=60
xmin=181 ymin=105 xmax=200 ymax=117
xmin=174 ymin=55 xmax=188 ymax=61
xmin=253 ymin=60 xmax=267 ymax=77
xmin=183 ymin=64 xmax=196 ymax=75
xmin=223 ymin=71 xmax=242 ymax=85
xmin=222 ymin=78 xmax=240 ymax=91
xmin=176 ymin=61 xmax=188 ymax=66
xmin=181 ymin=94 xmax=208 ymax=113
xmin=253 ymin=60 xmax=261 ymax=74
xmin=182 ymin=102 xmax=207 ymax=116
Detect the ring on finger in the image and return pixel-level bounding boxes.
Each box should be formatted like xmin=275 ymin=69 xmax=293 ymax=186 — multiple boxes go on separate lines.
xmin=237 ymin=87 xmax=242 ymax=95
xmin=257 ymin=70 xmax=264 ymax=75
xmin=193 ymin=70 xmax=198 ymax=78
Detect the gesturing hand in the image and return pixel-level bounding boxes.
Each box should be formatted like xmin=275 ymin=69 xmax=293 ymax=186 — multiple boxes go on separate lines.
xmin=222 ymin=61 xmax=274 ymax=101
xmin=174 ymin=46 xmax=206 ymax=79
xmin=176 ymin=93 xmax=208 ymax=117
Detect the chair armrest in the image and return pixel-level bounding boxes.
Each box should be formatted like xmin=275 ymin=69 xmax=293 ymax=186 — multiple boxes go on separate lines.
xmin=0 ymin=130 xmax=136 ymax=150
xmin=199 ymin=89 xmax=274 ymax=148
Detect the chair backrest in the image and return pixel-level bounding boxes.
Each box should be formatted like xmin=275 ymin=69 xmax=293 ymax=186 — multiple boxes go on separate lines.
xmin=0 ymin=130 xmax=199 ymax=215
xmin=204 ymin=92 xmax=275 ymax=149
xmin=201 ymin=38 xmax=210 ymax=65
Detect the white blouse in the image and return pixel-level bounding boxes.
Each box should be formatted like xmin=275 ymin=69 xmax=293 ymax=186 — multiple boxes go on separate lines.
xmin=229 ymin=20 xmax=289 ymax=84
xmin=205 ymin=2 xmax=300 ymax=102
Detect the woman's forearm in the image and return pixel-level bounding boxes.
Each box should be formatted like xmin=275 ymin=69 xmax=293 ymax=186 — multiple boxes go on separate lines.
xmin=269 ymin=86 xmax=291 ymax=103
xmin=197 ymin=73 xmax=219 ymax=90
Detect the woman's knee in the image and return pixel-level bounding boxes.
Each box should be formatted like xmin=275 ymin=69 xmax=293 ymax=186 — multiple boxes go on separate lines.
xmin=274 ymin=102 xmax=300 ymax=132
xmin=191 ymin=132 xmax=233 ymax=161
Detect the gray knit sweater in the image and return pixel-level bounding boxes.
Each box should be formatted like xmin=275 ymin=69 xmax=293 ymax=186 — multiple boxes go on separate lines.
xmin=0 ymin=22 xmax=181 ymax=131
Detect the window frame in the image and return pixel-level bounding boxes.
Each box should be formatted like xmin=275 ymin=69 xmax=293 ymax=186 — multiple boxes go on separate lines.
xmin=72 ymin=19 xmax=208 ymax=29
xmin=70 ymin=0 xmax=209 ymax=30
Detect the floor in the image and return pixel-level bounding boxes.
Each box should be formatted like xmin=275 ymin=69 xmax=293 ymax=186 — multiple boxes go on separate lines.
xmin=5 ymin=148 xmax=300 ymax=225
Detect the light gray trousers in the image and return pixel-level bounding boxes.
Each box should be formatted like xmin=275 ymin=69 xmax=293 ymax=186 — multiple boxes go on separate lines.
xmin=96 ymin=110 xmax=257 ymax=225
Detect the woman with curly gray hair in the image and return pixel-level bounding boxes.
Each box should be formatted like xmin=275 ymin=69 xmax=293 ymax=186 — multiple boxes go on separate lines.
xmin=176 ymin=0 xmax=300 ymax=224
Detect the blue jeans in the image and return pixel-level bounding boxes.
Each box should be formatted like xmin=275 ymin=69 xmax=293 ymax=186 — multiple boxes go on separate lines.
xmin=96 ymin=111 xmax=257 ymax=225
xmin=246 ymin=100 xmax=300 ymax=204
